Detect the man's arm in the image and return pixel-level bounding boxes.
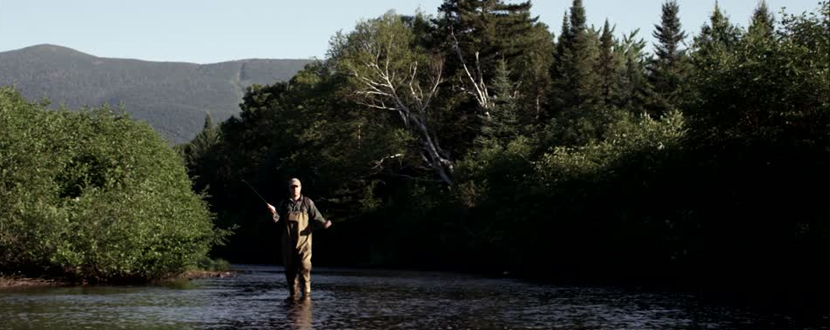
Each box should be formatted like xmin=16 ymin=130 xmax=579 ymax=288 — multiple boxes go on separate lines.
xmin=306 ymin=198 xmax=332 ymax=229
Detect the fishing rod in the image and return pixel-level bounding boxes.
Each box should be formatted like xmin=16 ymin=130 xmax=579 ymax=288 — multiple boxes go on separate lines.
xmin=241 ymin=179 xmax=269 ymax=205
xmin=242 ymin=179 xmax=341 ymax=227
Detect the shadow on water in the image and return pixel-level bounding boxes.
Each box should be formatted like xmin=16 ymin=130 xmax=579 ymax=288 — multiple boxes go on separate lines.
xmin=0 ymin=264 xmax=825 ymax=330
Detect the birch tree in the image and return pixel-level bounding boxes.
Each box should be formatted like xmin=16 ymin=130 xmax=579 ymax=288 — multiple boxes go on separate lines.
xmin=335 ymin=12 xmax=455 ymax=185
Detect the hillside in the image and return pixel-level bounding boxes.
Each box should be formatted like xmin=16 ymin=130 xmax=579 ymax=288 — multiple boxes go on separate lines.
xmin=0 ymin=44 xmax=312 ymax=143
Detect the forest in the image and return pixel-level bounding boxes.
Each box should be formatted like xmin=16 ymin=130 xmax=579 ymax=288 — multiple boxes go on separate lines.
xmin=179 ymin=0 xmax=828 ymax=310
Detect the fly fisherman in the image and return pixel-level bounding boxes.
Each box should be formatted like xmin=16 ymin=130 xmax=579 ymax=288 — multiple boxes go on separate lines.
xmin=267 ymin=178 xmax=332 ymax=303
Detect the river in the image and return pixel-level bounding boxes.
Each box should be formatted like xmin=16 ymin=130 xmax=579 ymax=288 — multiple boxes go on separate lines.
xmin=0 ymin=264 xmax=824 ymax=329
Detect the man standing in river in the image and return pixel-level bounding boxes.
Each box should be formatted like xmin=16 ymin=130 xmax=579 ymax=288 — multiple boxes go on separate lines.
xmin=267 ymin=178 xmax=332 ymax=303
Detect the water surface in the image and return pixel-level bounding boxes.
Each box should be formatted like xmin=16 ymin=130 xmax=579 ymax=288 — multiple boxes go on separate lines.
xmin=0 ymin=265 xmax=823 ymax=329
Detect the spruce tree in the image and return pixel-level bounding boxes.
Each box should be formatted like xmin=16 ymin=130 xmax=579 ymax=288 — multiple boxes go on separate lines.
xmin=480 ymin=59 xmax=520 ymax=146
xmin=686 ymin=3 xmax=743 ymax=140
xmin=617 ymin=30 xmax=653 ymax=114
xmin=568 ymin=0 xmax=600 ymax=113
xmin=647 ymin=0 xmax=689 ymax=117
xmin=182 ymin=112 xmax=221 ymax=193
xmin=597 ymin=20 xmax=619 ymax=108
xmin=748 ymin=0 xmax=775 ymax=39
xmin=436 ymin=0 xmax=542 ymax=85
xmin=546 ymin=11 xmax=572 ymax=119
xmin=436 ymin=0 xmax=552 ymax=136
xmin=548 ymin=0 xmax=601 ymax=132
xmin=693 ymin=2 xmax=741 ymax=57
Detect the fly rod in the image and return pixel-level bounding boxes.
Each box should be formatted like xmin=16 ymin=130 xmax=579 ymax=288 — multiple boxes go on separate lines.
xmin=241 ymin=179 xmax=269 ymax=205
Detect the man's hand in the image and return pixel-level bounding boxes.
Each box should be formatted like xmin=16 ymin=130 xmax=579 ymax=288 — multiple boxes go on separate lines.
xmin=267 ymin=203 xmax=278 ymax=224
xmin=324 ymin=220 xmax=332 ymax=229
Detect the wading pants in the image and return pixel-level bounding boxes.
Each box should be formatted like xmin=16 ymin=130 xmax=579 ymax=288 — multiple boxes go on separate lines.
xmin=283 ymin=211 xmax=312 ymax=297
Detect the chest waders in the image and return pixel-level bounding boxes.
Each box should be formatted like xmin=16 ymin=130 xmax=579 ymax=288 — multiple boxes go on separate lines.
xmin=283 ymin=200 xmax=313 ymax=299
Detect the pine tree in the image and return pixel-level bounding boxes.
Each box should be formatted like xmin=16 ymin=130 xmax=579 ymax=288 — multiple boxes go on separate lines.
xmin=479 ymin=59 xmax=520 ymax=146
xmin=686 ymin=3 xmax=745 ymax=141
xmin=569 ymin=0 xmax=600 ymax=113
xmin=748 ymin=0 xmax=775 ymax=39
xmin=548 ymin=0 xmax=601 ymax=126
xmin=187 ymin=113 xmax=219 ymax=165
xmin=436 ymin=0 xmax=542 ymax=84
xmin=557 ymin=11 xmax=571 ymax=55
xmin=546 ymin=11 xmax=572 ymax=119
xmin=183 ymin=112 xmax=221 ymax=193
xmin=436 ymin=0 xmax=552 ymax=137
xmin=597 ymin=20 xmax=619 ymax=108
xmin=516 ymin=23 xmax=554 ymax=126
xmin=692 ymin=2 xmax=741 ymax=58
xmin=647 ymin=0 xmax=689 ymax=117
xmin=617 ymin=30 xmax=654 ymax=115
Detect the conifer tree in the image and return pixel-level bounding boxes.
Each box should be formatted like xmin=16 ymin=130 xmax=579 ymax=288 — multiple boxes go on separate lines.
xmin=436 ymin=0 xmax=552 ymax=136
xmin=436 ymin=0 xmax=542 ymax=84
xmin=479 ymin=59 xmax=520 ymax=147
xmin=546 ymin=11 xmax=572 ymax=120
xmin=182 ymin=112 xmax=221 ymax=193
xmin=647 ymin=0 xmax=689 ymax=117
xmin=548 ymin=0 xmax=601 ymax=134
xmin=748 ymin=0 xmax=775 ymax=39
xmin=597 ymin=20 xmax=619 ymax=108
xmin=616 ymin=30 xmax=653 ymax=114
xmin=692 ymin=2 xmax=741 ymax=59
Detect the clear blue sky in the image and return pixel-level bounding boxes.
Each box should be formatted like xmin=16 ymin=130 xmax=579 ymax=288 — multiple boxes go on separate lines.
xmin=0 ymin=0 xmax=820 ymax=64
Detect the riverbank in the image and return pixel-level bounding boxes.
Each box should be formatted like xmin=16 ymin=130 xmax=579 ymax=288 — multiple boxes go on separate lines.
xmin=0 ymin=269 xmax=235 ymax=289
xmin=171 ymin=269 xmax=235 ymax=281
xmin=0 ymin=275 xmax=61 ymax=288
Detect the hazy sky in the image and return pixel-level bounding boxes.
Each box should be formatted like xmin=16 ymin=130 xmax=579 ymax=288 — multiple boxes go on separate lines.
xmin=0 ymin=0 xmax=821 ymax=63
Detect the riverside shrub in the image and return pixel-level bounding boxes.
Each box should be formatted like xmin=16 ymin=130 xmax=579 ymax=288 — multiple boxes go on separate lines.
xmin=0 ymin=87 xmax=218 ymax=281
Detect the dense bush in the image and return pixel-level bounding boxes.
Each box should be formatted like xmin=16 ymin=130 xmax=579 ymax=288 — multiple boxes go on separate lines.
xmin=0 ymin=87 xmax=221 ymax=281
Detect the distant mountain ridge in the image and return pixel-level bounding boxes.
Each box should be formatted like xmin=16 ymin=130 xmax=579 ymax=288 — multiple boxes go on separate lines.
xmin=0 ymin=44 xmax=313 ymax=143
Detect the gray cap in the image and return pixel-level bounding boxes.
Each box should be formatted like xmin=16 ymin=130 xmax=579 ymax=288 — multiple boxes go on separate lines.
xmin=288 ymin=178 xmax=302 ymax=187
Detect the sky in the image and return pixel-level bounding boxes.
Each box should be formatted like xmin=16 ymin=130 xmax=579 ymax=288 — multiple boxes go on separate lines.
xmin=0 ymin=0 xmax=821 ymax=64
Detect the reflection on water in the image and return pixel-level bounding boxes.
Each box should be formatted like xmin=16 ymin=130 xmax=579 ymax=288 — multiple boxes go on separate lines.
xmin=286 ymin=300 xmax=313 ymax=330
xmin=0 ymin=264 xmax=824 ymax=329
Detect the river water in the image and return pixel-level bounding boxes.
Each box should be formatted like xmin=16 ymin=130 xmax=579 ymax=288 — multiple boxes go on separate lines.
xmin=0 ymin=264 xmax=824 ymax=329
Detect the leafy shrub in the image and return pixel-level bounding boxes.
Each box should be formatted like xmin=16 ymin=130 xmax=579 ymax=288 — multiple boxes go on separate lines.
xmin=0 ymin=87 xmax=221 ymax=282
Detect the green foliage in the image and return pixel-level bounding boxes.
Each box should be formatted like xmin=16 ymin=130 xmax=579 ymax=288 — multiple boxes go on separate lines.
xmin=686 ymin=1 xmax=829 ymax=145
xmin=0 ymin=87 xmax=222 ymax=281
xmin=435 ymin=0 xmax=547 ymax=85
xmin=616 ymin=30 xmax=653 ymax=114
xmin=596 ymin=20 xmax=619 ymax=109
xmin=182 ymin=1 xmax=828 ymax=310
xmin=647 ymin=0 xmax=690 ymax=117
xmin=178 ymin=113 xmax=222 ymax=195
xmin=478 ymin=60 xmax=521 ymax=147
xmin=435 ymin=0 xmax=553 ymax=136
xmin=536 ymin=110 xmax=685 ymax=183
xmin=547 ymin=0 xmax=610 ymax=144
xmin=690 ymin=3 xmax=742 ymax=70
xmin=196 ymin=257 xmax=231 ymax=272
xmin=748 ymin=1 xmax=775 ymax=38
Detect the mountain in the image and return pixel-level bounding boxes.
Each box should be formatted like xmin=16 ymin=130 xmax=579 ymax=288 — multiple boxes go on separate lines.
xmin=0 ymin=44 xmax=313 ymax=143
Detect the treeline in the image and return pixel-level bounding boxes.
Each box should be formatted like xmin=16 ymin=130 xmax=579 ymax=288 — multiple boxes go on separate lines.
xmin=0 ymin=87 xmax=226 ymax=282
xmin=182 ymin=0 xmax=828 ymax=308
